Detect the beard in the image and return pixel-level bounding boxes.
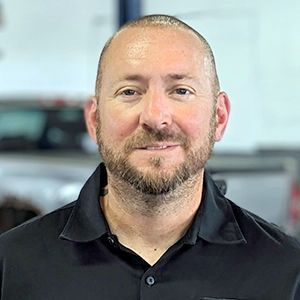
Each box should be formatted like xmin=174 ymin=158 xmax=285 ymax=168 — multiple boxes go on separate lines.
xmin=96 ymin=110 xmax=216 ymax=195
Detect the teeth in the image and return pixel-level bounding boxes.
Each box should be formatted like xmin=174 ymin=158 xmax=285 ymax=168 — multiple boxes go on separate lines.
xmin=146 ymin=145 xmax=168 ymax=150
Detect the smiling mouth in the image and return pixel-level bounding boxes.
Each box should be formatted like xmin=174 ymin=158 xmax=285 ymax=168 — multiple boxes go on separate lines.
xmin=137 ymin=144 xmax=179 ymax=150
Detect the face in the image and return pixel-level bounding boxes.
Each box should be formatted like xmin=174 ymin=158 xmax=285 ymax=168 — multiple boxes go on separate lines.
xmin=87 ymin=26 xmax=230 ymax=194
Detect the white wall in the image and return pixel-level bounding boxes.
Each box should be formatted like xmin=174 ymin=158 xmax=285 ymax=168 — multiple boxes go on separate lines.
xmin=0 ymin=0 xmax=116 ymax=97
xmin=0 ymin=0 xmax=299 ymax=150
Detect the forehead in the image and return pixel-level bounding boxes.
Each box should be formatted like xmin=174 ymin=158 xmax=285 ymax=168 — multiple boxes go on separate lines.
xmin=102 ymin=26 xmax=206 ymax=72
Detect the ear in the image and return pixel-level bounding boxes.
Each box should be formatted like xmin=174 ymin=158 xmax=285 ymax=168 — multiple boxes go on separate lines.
xmin=214 ymin=91 xmax=230 ymax=141
xmin=84 ymin=96 xmax=98 ymax=142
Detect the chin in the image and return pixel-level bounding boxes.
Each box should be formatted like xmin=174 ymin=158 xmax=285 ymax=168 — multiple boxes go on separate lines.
xmin=131 ymin=155 xmax=184 ymax=170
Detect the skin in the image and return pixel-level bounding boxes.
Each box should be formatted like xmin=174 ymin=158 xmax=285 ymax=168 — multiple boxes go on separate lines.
xmin=86 ymin=26 xmax=230 ymax=265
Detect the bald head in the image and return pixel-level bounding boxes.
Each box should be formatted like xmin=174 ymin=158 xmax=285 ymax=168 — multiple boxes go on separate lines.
xmin=95 ymin=14 xmax=220 ymax=99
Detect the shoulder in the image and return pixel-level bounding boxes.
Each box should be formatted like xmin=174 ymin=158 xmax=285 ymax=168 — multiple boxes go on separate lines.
xmin=229 ymin=199 xmax=300 ymax=255
xmin=0 ymin=201 xmax=75 ymax=256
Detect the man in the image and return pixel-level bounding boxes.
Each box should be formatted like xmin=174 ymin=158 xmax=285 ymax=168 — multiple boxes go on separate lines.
xmin=0 ymin=14 xmax=299 ymax=300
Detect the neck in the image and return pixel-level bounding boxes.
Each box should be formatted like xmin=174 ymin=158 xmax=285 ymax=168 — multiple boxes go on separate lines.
xmin=101 ymin=170 xmax=204 ymax=265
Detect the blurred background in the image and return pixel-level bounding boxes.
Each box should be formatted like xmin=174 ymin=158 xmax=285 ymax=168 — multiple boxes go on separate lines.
xmin=0 ymin=0 xmax=300 ymax=238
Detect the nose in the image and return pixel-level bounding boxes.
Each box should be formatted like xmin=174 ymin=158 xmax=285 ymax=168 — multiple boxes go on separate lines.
xmin=139 ymin=91 xmax=173 ymax=131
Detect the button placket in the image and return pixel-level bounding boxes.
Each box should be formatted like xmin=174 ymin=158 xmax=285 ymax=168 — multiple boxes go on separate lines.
xmin=145 ymin=275 xmax=155 ymax=286
xmin=140 ymin=268 xmax=160 ymax=299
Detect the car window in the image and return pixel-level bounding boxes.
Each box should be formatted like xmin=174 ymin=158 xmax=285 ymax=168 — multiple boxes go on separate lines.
xmin=43 ymin=108 xmax=86 ymax=150
xmin=0 ymin=109 xmax=46 ymax=140
xmin=0 ymin=106 xmax=89 ymax=151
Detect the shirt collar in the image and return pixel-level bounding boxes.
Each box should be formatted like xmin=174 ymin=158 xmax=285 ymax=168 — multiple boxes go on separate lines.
xmin=59 ymin=163 xmax=109 ymax=242
xmin=60 ymin=163 xmax=246 ymax=245
xmin=184 ymin=172 xmax=247 ymax=245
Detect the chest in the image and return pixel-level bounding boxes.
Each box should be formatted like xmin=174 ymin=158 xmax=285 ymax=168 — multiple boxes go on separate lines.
xmin=2 ymin=241 xmax=296 ymax=300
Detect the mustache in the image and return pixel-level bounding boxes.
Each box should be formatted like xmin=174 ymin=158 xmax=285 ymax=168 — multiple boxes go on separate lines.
xmin=123 ymin=128 xmax=189 ymax=153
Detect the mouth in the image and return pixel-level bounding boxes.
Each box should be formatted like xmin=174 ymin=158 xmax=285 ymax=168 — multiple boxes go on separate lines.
xmin=135 ymin=143 xmax=180 ymax=151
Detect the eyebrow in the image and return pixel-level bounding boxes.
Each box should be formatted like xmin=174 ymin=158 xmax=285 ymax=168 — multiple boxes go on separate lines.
xmin=165 ymin=73 xmax=196 ymax=81
xmin=121 ymin=74 xmax=146 ymax=82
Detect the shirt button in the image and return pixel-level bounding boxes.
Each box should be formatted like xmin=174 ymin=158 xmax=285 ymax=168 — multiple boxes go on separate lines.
xmin=107 ymin=236 xmax=115 ymax=245
xmin=145 ymin=276 xmax=155 ymax=286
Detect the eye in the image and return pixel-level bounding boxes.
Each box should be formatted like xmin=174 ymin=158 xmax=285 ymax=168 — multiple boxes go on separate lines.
xmin=169 ymin=86 xmax=195 ymax=101
xmin=121 ymin=89 xmax=137 ymax=96
xmin=174 ymin=87 xmax=194 ymax=96
xmin=175 ymin=88 xmax=190 ymax=95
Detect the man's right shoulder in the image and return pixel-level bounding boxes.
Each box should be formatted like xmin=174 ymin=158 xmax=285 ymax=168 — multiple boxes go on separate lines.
xmin=0 ymin=201 xmax=75 ymax=254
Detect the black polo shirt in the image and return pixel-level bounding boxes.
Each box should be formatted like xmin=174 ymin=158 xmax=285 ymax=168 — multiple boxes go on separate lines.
xmin=0 ymin=163 xmax=299 ymax=300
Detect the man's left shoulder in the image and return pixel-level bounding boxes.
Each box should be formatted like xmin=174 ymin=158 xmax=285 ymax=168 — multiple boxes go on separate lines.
xmin=229 ymin=199 xmax=300 ymax=256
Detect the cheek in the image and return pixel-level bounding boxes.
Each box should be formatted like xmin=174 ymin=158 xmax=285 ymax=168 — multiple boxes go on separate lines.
xmin=177 ymin=106 xmax=213 ymax=139
xmin=100 ymin=107 xmax=138 ymax=142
